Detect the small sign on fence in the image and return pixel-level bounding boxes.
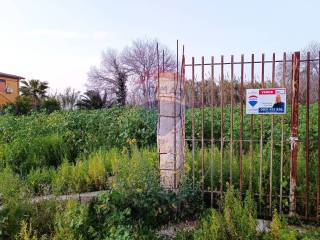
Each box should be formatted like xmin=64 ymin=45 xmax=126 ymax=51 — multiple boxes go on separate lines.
xmin=246 ymin=88 xmax=286 ymax=114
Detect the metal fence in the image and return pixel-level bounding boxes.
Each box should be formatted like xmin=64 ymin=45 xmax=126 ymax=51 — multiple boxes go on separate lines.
xmin=179 ymin=48 xmax=320 ymax=221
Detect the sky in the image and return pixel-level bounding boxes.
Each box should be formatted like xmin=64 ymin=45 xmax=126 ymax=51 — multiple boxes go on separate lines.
xmin=0 ymin=0 xmax=319 ymax=93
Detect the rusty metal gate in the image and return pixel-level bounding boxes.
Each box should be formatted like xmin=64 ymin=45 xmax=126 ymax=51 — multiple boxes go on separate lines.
xmin=176 ymin=46 xmax=320 ymax=221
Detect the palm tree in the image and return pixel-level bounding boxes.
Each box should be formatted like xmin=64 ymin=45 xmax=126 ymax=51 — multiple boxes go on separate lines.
xmin=20 ymin=79 xmax=49 ymax=108
xmin=76 ymin=90 xmax=113 ymax=110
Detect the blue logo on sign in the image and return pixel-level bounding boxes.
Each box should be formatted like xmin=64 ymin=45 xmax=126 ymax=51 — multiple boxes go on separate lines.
xmin=248 ymin=95 xmax=258 ymax=107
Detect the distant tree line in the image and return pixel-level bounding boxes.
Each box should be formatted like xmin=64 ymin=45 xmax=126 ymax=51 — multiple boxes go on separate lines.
xmin=1 ymin=41 xmax=319 ymax=115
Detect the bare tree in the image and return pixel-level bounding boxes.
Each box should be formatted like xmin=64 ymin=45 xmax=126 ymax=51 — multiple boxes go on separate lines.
xmin=276 ymin=41 xmax=320 ymax=103
xmin=87 ymin=49 xmax=127 ymax=105
xmin=121 ymin=38 xmax=176 ymax=107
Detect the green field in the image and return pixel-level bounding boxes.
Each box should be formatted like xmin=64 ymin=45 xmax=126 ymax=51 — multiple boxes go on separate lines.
xmin=0 ymin=106 xmax=319 ymax=239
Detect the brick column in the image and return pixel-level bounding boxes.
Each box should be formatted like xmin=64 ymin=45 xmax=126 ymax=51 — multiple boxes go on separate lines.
xmin=157 ymin=72 xmax=184 ymax=191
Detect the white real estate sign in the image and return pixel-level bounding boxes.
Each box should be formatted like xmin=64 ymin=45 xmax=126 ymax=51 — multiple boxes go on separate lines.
xmin=246 ymin=88 xmax=286 ymax=115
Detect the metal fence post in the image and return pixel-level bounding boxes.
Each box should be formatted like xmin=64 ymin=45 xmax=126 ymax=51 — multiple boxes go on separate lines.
xmin=289 ymin=52 xmax=300 ymax=216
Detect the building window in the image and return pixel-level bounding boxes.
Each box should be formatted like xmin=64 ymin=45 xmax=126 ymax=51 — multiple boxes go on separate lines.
xmin=0 ymin=79 xmax=6 ymax=93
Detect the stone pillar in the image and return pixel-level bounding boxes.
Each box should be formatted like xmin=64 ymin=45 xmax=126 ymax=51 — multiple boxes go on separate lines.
xmin=157 ymin=72 xmax=184 ymax=191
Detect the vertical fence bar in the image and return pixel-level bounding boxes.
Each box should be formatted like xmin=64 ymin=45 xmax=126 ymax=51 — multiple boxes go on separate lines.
xmin=305 ymin=52 xmax=310 ymax=218
xmin=211 ymin=56 xmax=215 ymax=207
xmin=240 ymin=54 xmax=244 ymax=197
xmin=318 ymin=51 xmax=320 ymax=220
xmin=157 ymin=43 xmax=160 ymax=168
xmin=162 ymin=50 xmax=165 ymax=72
xmin=191 ymin=57 xmax=195 ymax=189
xmin=230 ymin=55 xmax=234 ymax=186
xmin=289 ymin=52 xmax=300 ymax=216
xmin=182 ymin=46 xmax=186 ymax=179
xmin=259 ymin=53 xmax=265 ymax=215
xmin=280 ymin=52 xmax=286 ymax=215
xmin=201 ymin=56 xmax=205 ymax=198
xmin=269 ymin=53 xmax=275 ymax=216
xmin=220 ymin=55 xmax=224 ymax=200
xmin=173 ymin=40 xmax=178 ymax=189
xmin=291 ymin=54 xmax=294 ymax=117
xmin=249 ymin=54 xmax=254 ymax=194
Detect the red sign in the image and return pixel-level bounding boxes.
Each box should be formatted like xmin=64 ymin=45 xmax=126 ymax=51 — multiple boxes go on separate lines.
xmin=259 ymin=89 xmax=275 ymax=95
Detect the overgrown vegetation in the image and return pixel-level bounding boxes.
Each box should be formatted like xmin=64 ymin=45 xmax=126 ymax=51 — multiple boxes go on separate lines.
xmin=177 ymin=187 xmax=320 ymax=240
xmin=0 ymin=146 xmax=202 ymax=239
xmin=0 ymin=105 xmax=319 ymax=239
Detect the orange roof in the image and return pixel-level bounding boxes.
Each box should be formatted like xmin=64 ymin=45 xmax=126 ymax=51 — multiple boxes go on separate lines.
xmin=0 ymin=72 xmax=25 ymax=80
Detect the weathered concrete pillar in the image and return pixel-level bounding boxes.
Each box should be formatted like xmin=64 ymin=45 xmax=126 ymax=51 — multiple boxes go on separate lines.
xmin=157 ymin=72 xmax=184 ymax=191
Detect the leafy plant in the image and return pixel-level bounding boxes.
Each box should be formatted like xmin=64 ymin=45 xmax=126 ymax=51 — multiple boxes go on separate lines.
xmin=26 ymin=168 xmax=54 ymax=196
xmin=194 ymin=185 xmax=257 ymax=240
xmin=0 ymin=168 xmax=31 ymax=239
xmin=53 ymin=200 xmax=88 ymax=240
xmin=41 ymin=98 xmax=61 ymax=114
xmin=14 ymin=96 xmax=33 ymax=115
xmin=15 ymin=220 xmax=39 ymax=240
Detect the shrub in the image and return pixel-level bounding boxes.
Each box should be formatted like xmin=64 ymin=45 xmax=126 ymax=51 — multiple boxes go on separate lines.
xmin=26 ymin=168 xmax=55 ymax=196
xmin=15 ymin=220 xmax=39 ymax=240
xmin=15 ymin=96 xmax=34 ymax=115
xmin=0 ymin=168 xmax=31 ymax=239
xmin=41 ymin=98 xmax=61 ymax=114
xmin=6 ymin=200 xmax=57 ymax=239
xmin=53 ymin=200 xmax=88 ymax=240
xmin=0 ymin=103 xmax=15 ymax=115
xmin=5 ymin=134 xmax=69 ymax=175
xmin=194 ymin=209 xmax=225 ymax=240
xmin=193 ymin=185 xmax=257 ymax=240
xmin=52 ymin=154 xmax=110 ymax=195
xmin=52 ymin=160 xmax=89 ymax=195
xmin=87 ymin=151 xmax=108 ymax=190
xmin=223 ymin=188 xmax=256 ymax=239
xmin=52 ymin=161 xmax=74 ymax=195
xmin=27 ymin=200 xmax=57 ymax=238
xmin=262 ymin=210 xmax=298 ymax=240
xmin=270 ymin=210 xmax=281 ymax=239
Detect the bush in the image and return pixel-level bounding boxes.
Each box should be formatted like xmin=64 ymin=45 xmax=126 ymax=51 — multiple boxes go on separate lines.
xmin=26 ymin=168 xmax=55 ymax=196
xmin=52 ymin=161 xmax=82 ymax=195
xmin=194 ymin=209 xmax=225 ymax=240
xmin=53 ymin=200 xmax=88 ymax=240
xmin=4 ymin=134 xmax=69 ymax=175
xmin=15 ymin=220 xmax=39 ymax=240
xmin=262 ymin=210 xmax=298 ymax=240
xmin=52 ymin=151 xmax=111 ymax=195
xmin=14 ymin=96 xmax=33 ymax=115
xmin=27 ymin=200 xmax=57 ymax=238
xmin=0 ymin=168 xmax=31 ymax=239
xmin=194 ymin=185 xmax=257 ymax=240
xmin=41 ymin=98 xmax=61 ymax=114
xmin=0 ymin=103 xmax=15 ymax=115
xmin=15 ymin=200 xmax=57 ymax=240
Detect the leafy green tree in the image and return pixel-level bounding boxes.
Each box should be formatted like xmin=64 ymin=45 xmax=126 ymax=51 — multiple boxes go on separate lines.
xmin=76 ymin=90 xmax=113 ymax=110
xmin=15 ymin=96 xmax=33 ymax=115
xmin=41 ymin=98 xmax=61 ymax=113
xmin=20 ymin=79 xmax=49 ymax=108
